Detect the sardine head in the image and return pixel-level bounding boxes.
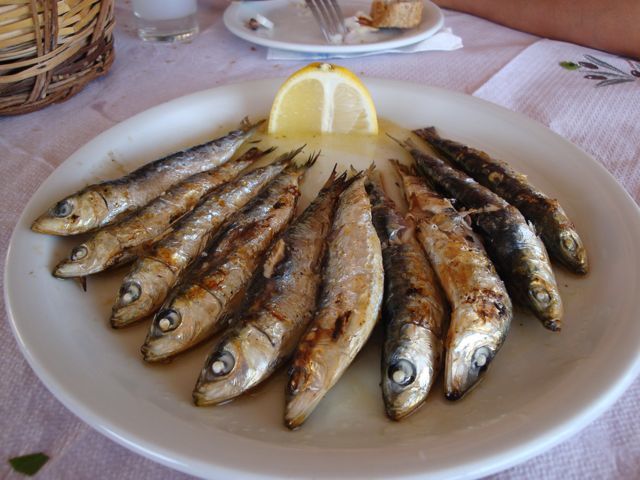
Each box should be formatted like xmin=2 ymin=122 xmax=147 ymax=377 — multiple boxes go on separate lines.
xmin=192 ymin=324 xmax=274 ymax=406
xmin=110 ymin=262 xmax=174 ymax=328
xmin=445 ymin=333 xmax=499 ymax=401
xmin=53 ymin=234 xmax=120 ymax=278
xmin=32 ymin=191 xmax=109 ymax=235
xmin=382 ymin=325 xmax=441 ymax=420
xmin=141 ymin=290 xmax=208 ymax=362
xmin=559 ymin=229 xmax=589 ymax=275
xmin=284 ymin=360 xmax=327 ymax=429
xmin=527 ymin=278 xmax=563 ymax=331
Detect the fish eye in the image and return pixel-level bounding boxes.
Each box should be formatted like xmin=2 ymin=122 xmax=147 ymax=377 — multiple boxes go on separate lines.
xmin=156 ymin=309 xmax=181 ymax=332
xmin=388 ymin=359 xmax=416 ymax=387
xmin=561 ymin=233 xmax=577 ymax=252
xmin=70 ymin=245 xmax=88 ymax=261
xmin=287 ymin=366 xmax=306 ymax=395
xmin=530 ymin=285 xmax=551 ymax=306
xmin=119 ymin=281 xmax=141 ymax=305
xmin=52 ymin=199 xmax=73 ymax=217
xmin=209 ymin=350 xmax=235 ymax=377
xmin=472 ymin=347 xmax=491 ymax=371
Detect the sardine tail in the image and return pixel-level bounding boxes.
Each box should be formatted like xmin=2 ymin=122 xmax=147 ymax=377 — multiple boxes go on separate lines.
xmin=412 ymin=126 xmax=438 ymax=141
xmin=240 ymin=117 xmax=266 ymax=132
xmin=321 ymin=164 xmax=341 ymax=189
xmin=303 ymin=150 xmax=321 ymax=169
xmin=276 ymin=145 xmax=306 ymax=166
xmin=387 ymin=133 xmax=421 ymax=153
xmin=389 ymin=158 xmax=416 ymax=177
xmin=262 ymin=146 xmax=277 ymax=156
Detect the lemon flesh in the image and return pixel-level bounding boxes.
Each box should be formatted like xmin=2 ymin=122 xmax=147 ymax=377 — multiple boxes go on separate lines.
xmin=268 ymin=63 xmax=378 ymax=136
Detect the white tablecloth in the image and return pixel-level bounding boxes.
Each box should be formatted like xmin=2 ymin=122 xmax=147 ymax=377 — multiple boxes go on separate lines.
xmin=2 ymin=1 xmax=639 ymax=478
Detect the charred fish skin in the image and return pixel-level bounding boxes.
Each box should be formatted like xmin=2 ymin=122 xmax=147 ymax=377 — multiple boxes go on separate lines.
xmin=110 ymin=148 xmax=302 ymax=329
xmin=397 ymin=138 xmax=563 ymax=331
xmin=53 ymin=147 xmax=273 ymax=279
xmin=366 ymin=174 xmax=447 ymax=420
xmin=193 ymin=166 xmax=346 ymax=406
xmin=285 ymin=171 xmax=384 ymax=430
xmin=32 ymin=118 xmax=263 ymax=236
xmin=141 ymin=160 xmax=313 ymax=362
xmin=392 ymin=160 xmax=512 ymax=401
xmin=414 ymin=127 xmax=588 ymax=275
xmin=476 ymin=206 xmax=562 ymax=331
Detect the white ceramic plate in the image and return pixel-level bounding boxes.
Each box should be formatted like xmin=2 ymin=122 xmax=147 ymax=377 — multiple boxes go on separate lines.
xmin=6 ymin=78 xmax=640 ymax=479
xmin=223 ymin=0 xmax=443 ymax=53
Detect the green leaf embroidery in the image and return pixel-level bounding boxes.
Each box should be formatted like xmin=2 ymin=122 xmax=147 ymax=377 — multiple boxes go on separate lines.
xmin=590 ymin=70 xmax=629 ymax=78
xmin=8 ymin=453 xmax=49 ymax=476
xmin=560 ymin=54 xmax=639 ymax=87
xmin=559 ymin=61 xmax=580 ymax=70
xmin=584 ymin=54 xmax=628 ymax=75
xmin=596 ymin=78 xmax=635 ymax=87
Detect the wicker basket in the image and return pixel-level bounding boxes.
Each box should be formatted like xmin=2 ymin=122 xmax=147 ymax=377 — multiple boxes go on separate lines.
xmin=0 ymin=0 xmax=115 ymax=115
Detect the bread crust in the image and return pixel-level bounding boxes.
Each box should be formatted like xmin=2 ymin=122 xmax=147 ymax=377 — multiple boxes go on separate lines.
xmin=370 ymin=0 xmax=424 ymax=28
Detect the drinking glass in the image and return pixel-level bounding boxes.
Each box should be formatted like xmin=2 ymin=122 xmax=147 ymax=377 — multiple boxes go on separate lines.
xmin=132 ymin=0 xmax=199 ymax=42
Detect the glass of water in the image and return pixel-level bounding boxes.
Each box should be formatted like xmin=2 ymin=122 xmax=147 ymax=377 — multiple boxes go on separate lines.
xmin=132 ymin=0 xmax=199 ymax=42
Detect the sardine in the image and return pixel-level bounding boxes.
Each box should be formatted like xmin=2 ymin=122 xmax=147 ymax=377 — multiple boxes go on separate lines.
xmin=53 ymin=147 xmax=273 ymax=278
xmin=397 ymin=137 xmax=562 ymax=331
xmin=366 ymin=173 xmax=448 ymax=419
xmin=285 ymin=170 xmax=384 ymax=429
xmin=110 ymin=148 xmax=302 ymax=328
xmin=392 ymin=160 xmax=512 ymax=400
xmin=32 ymin=118 xmax=263 ymax=236
xmin=414 ymin=127 xmax=588 ymax=274
xmin=192 ymin=167 xmax=346 ymax=406
xmin=141 ymin=158 xmax=312 ymax=362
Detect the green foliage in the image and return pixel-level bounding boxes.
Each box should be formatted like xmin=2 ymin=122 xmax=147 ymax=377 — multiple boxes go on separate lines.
xmin=559 ymin=61 xmax=580 ymax=70
xmin=8 ymin=453 xmax=49 ymax=476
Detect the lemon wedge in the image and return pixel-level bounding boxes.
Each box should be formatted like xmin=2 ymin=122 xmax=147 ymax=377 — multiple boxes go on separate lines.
xmin=268 ymin=62 xmax=378 ymax=136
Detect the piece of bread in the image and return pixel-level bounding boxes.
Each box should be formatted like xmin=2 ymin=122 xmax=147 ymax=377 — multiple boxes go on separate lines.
xmin=370 ymin=0 xmax=423 ymax=29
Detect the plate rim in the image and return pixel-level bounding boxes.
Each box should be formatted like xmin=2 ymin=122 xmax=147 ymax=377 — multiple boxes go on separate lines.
xmin=222 ymin=0 xmax=444 ymax=53
xmin=6 ymin=77 xmax=640 ymax=480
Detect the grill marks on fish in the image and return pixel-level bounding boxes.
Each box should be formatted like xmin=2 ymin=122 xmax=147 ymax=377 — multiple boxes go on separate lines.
xmin=392 ymin=160 xmax=512 ymax=400
xmin=193 ymin=166 xmax=346 ymax=406
xmin=109 ymin=148 xmax=302 ymax=328
xmin=52 ymin=147 xmax=272 ymax=278
xmin=414 ymin=127 xmax=588 ymax=275
xmin=331 ymin=310 xmax=352 ymax=340
xmin=31 ymin=118 xmax=263 ymax=236
xmin=366 ymin=173 xmax=447 ymax=420
xmin=141 ymin=160 xmax=311 ymax=362
xmin=285 ymin=171 xmax=384 ymax=429
xmin=396 ymin=137 xmax=562 ymax=331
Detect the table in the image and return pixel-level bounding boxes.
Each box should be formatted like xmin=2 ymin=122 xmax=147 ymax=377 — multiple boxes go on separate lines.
xmin=2 ymin=1 xmax=639 ymax=478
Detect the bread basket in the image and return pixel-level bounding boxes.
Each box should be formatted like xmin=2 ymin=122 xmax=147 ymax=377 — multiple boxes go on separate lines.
xmin=0 ymin=0 xmax=115 ymax=115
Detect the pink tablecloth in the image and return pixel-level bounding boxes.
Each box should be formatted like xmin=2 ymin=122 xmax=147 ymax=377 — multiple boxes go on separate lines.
xmin=2 ymin=1 xmax=639 ymax=478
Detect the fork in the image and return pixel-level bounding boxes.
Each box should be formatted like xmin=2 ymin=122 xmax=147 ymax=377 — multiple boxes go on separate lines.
xmin=305 ymin=0 xmax=346 ymax=44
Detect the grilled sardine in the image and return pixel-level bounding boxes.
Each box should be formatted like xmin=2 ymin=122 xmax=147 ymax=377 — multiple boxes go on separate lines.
xmin=397 ymin=137 xmax=562 ymax=331
xmin=32 ymin=119 xmax=262 ymax=235
xmin=110 ymin=148 xmax=302 ymax=328
xmin=141 ymin=159 xmax=312 ymax=362
xmin=392 ymin=160 xmax=512 ymax=400
xmin=53 ymin=147 xmax=272 ymax=278
xmin=367 ymin=173 xmax=448 ymax=419
xmin=285 ymin=170 xmax=384 ymax=429
xmin=193 ymin=167 xmax=346 ymax=406
xmin=414 ymin=127 xmax=588 ymax=274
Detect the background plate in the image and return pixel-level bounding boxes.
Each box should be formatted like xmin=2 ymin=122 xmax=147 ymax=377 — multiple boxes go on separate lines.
xmin=6 ymin=78 xmax=640 ymax=479
xmin=223 ymin=0 xmax=444 ymax=53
